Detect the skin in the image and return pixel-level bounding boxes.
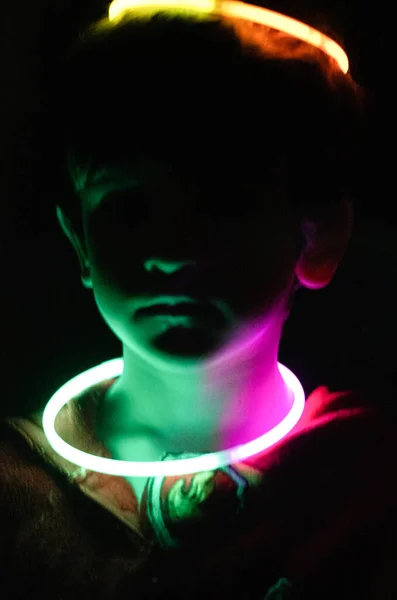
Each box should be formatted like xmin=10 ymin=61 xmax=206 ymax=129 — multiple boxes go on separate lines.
xmin=57 ymin=156 xmax=354 ymax=464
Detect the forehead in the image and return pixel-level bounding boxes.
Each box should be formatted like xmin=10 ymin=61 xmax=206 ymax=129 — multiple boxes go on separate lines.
xmin=80 ymin=147 xmax=283 ymax=195
xmin=89 ymin=162 xmax=172 ymax=187
xmin=72 ymin=102 xmax=286 ymax=197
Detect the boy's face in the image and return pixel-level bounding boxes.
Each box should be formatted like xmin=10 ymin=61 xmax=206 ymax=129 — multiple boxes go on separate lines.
xmin=76 ymin=156 xmax=302 ymax=362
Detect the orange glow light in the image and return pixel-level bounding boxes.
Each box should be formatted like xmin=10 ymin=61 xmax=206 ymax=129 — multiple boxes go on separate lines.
xmin=108 ymin=0 xmax=349 ymax=73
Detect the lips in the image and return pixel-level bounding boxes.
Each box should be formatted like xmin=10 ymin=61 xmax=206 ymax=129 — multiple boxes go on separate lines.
xmin=134 ymin=300 xmax=225 ymax=324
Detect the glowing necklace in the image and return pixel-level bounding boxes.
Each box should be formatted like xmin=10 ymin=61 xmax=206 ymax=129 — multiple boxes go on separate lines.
xmin=42 ymin=358 xmax=305 ymax=477
xmin=108 ymin=0 xmax=349 ymax=73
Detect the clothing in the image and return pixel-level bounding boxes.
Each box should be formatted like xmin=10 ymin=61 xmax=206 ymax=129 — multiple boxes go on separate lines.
xmin=0 ymin=376 xmax=396 ymax=599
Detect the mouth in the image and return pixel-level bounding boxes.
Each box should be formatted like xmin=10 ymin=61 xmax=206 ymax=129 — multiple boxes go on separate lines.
xmin=134 ymin=297 xmax=225 ymax=325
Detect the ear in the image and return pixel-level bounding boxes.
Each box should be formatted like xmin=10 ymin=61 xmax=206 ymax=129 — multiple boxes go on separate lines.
xmin=295 ymin=198 xmax=354 ymax=290
xmin=56 ymin=206 xmax=93 ymax=289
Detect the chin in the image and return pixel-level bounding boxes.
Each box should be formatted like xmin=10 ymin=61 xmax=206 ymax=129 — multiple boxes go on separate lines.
xmin=151 ymin=325 xmax=223 ymax=359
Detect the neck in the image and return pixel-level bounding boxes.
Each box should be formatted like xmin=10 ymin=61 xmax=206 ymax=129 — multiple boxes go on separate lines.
xmin=98 ymin=313 xmax=293 ymax=455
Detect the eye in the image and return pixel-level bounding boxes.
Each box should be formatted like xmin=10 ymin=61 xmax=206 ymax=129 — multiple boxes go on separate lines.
xmin=103 ymin=189 xmax=149 ymax=219
xmin=87 ymin=189 xmax=151 ymax=234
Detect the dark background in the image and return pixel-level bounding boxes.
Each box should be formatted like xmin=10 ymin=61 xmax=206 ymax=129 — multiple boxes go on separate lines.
xmin=0 ymin=0 xmax=395 ymax=419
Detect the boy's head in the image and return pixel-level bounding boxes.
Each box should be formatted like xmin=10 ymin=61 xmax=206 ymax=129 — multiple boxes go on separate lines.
xmin=53 ymin=8 xmax=363 ymax=361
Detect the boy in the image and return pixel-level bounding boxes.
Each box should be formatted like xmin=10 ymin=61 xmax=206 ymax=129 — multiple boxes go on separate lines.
xmin=1 ymin=4 xmax=396 ymax=598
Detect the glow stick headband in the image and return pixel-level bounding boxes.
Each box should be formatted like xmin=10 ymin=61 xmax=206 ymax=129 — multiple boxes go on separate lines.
xmin=42 ymin=358 xmax=305 ymax=477
xmin=108 ymin=0 xmax=349 ymax=73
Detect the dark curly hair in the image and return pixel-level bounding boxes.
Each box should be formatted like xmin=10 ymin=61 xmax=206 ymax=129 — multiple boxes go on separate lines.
xmin=49 ymin=7 xmax=366 ymax=240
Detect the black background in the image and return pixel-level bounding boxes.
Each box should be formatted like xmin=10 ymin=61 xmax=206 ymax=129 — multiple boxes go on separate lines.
xmin=0 ymin=0 xmax=395 ymax=418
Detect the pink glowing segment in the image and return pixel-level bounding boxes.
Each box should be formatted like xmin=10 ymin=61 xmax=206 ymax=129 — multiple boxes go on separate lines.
xmin=42 ymin=357 xmax=305 ymax=477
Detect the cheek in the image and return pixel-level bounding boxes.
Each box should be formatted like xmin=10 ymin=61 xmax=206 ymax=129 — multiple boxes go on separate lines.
xmin=226 ymin=216 xmax=299 ymax=306
xmin=90 ymin=274 xmax=122 ymax=321
xmin=89 ymin=272 xmax=143 ymax=347
xmin=235 ymin=208 xmax=299 ymax=262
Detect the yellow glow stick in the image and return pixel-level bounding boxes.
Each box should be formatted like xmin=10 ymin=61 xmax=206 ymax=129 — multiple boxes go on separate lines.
xmin=108 ymin=0 xmax=349 ymax=73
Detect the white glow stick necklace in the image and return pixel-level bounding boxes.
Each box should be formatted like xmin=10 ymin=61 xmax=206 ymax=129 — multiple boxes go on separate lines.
xmin=43 ymin=358 xmax=305 ymax=477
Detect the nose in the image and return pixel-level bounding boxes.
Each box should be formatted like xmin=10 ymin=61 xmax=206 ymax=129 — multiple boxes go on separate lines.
xmin=144 ymin=258 xmax=197 ymax=274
